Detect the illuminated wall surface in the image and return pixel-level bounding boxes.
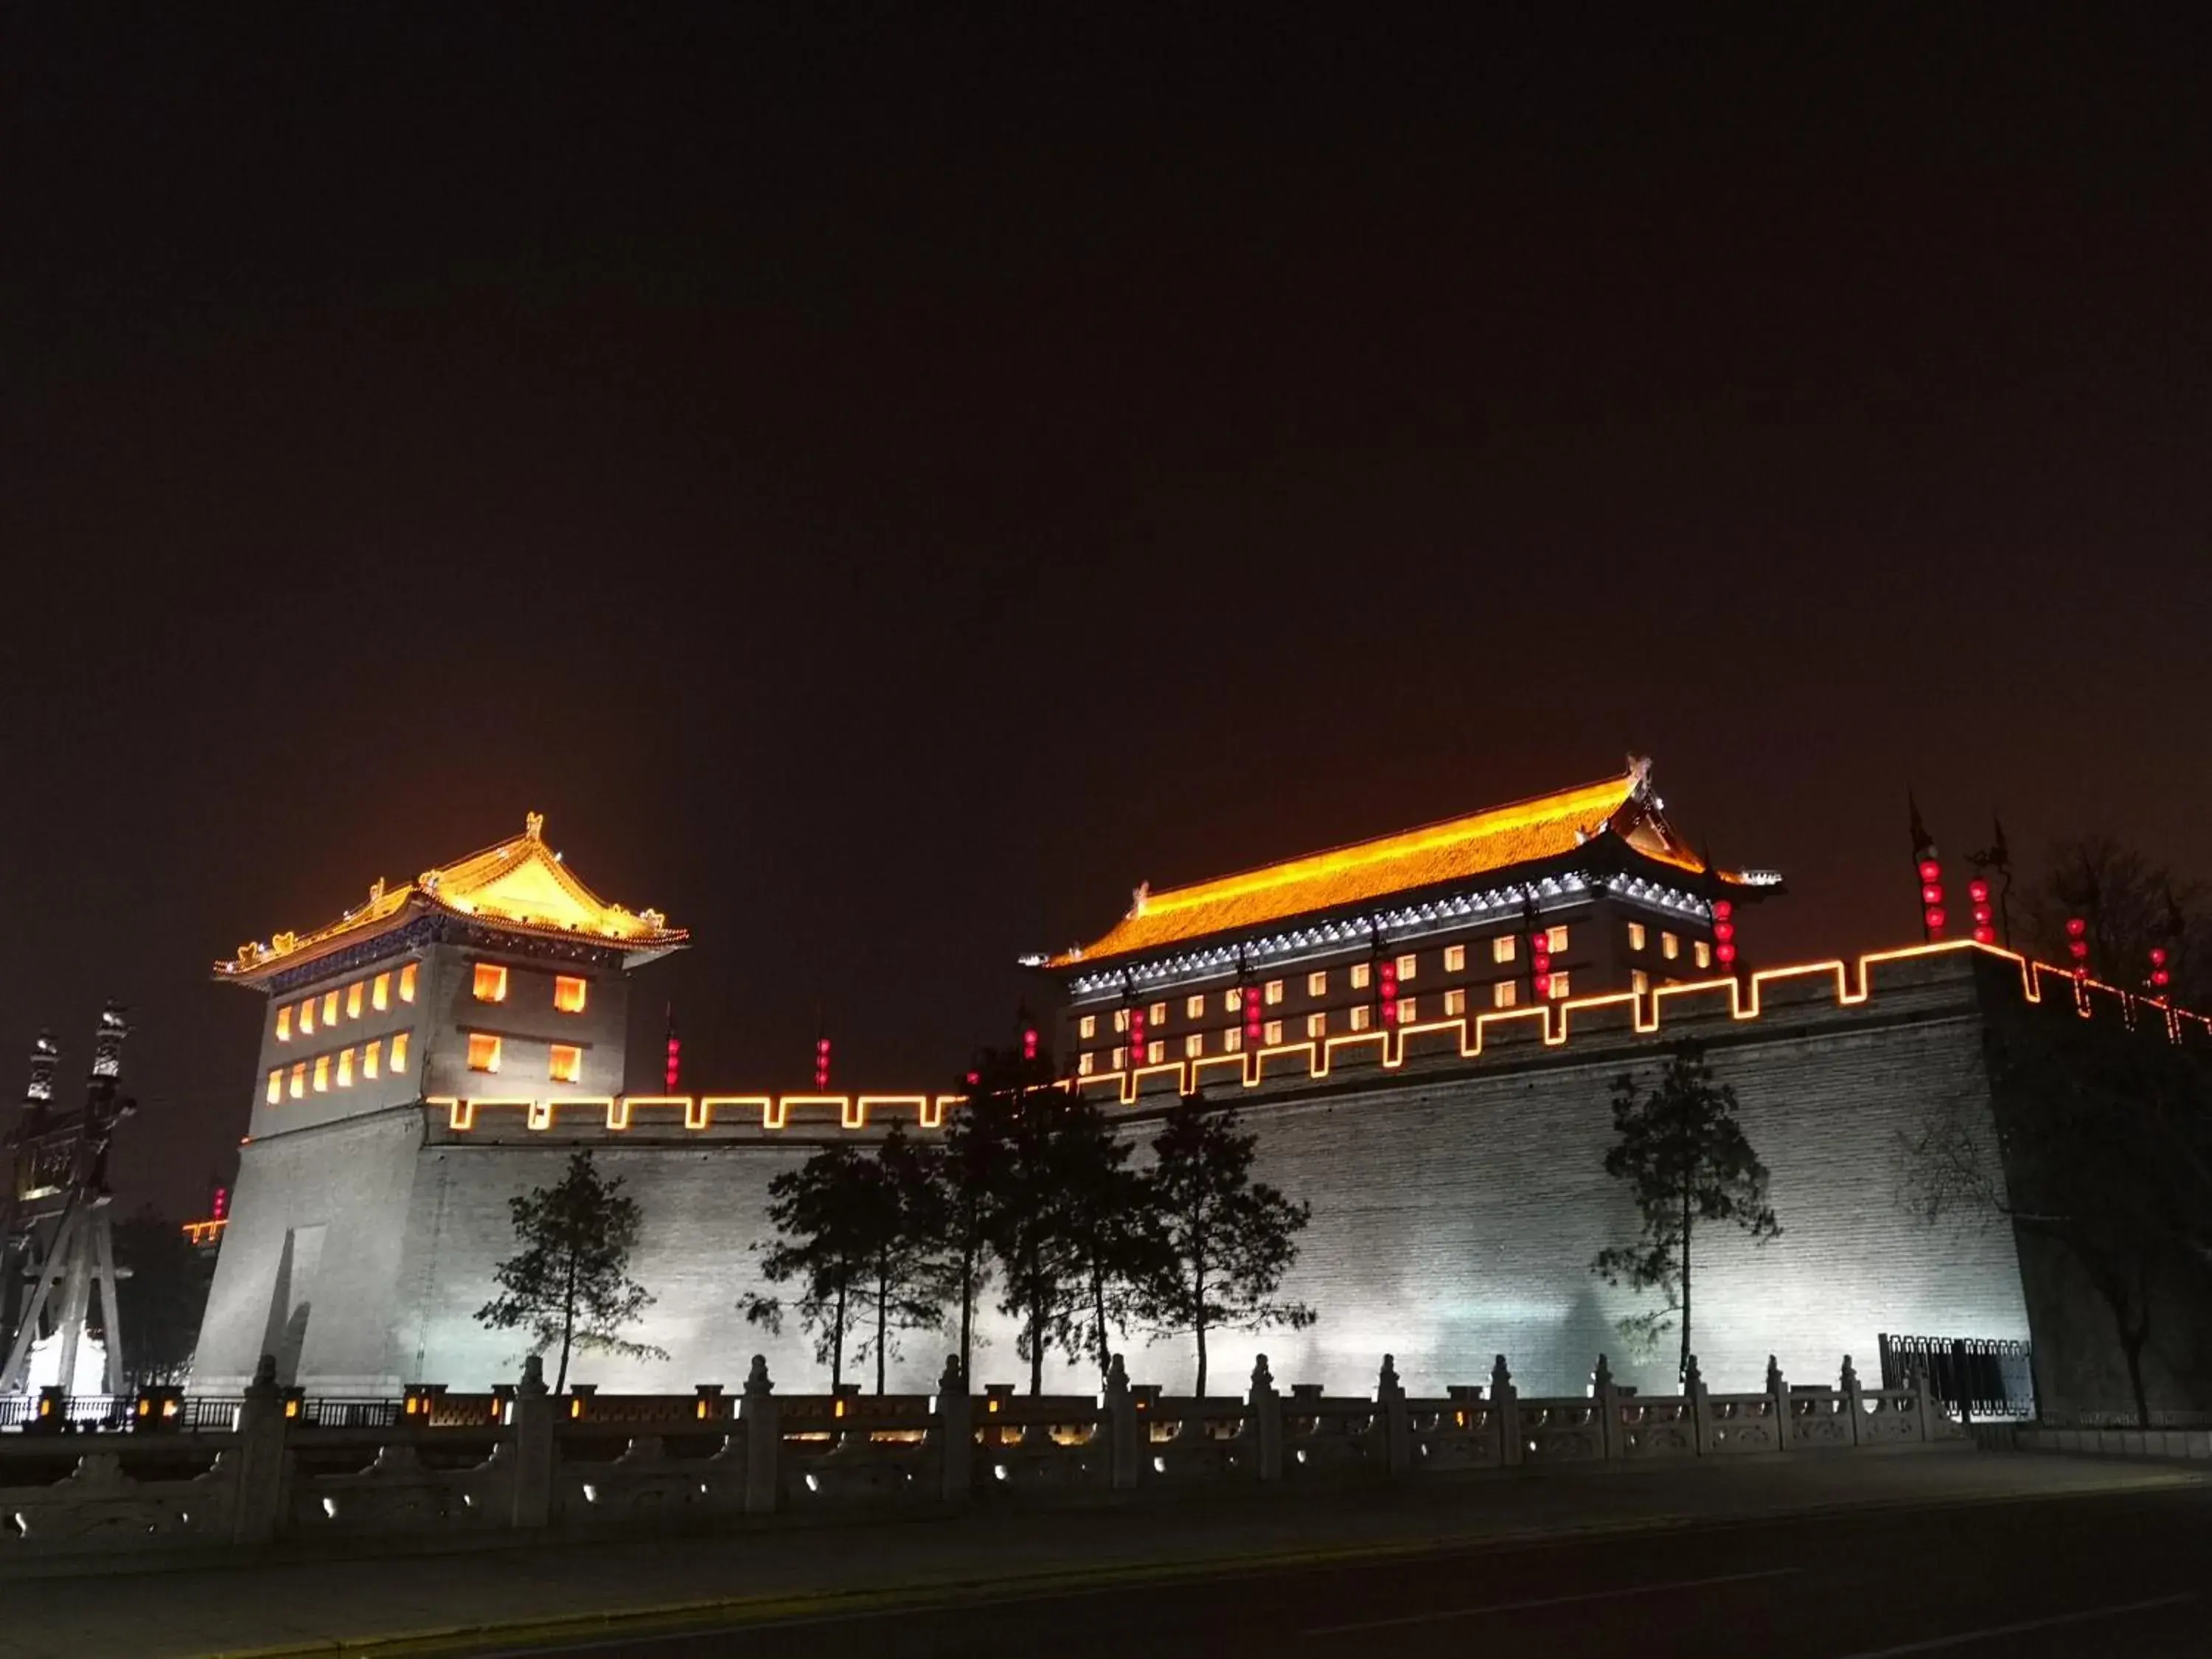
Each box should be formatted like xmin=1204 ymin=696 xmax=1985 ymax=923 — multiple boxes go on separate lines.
xmin=192 ymin=946 xmax=2194 ymax=1403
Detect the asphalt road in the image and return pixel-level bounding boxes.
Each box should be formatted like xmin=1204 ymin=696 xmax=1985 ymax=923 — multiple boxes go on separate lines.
xmin=484 ymin=1481 xmax=2212 ymax=1659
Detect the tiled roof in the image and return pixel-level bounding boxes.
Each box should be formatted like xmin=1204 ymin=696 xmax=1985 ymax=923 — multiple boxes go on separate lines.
xmin=215 ymin=813 xmax=686 ymax=983
xmin=1053 ymin=763 xmax=1708 ymax=965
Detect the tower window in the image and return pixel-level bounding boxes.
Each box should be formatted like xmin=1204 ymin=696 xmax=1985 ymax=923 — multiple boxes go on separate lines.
xmin=1222 ymin=1027 xmax=1243 ymax=1053
xmin=1395 ymin=953 xmax=1418 ymax=981
xmin=1183 ymin=1033 xmax=1204 ymax=1059
xmin=1145 ymin=1040 xmax=1165 ymax=1065
xmin=1444 ymin=988 xmax=1467 ymax=1017
xmin=312 ymin=1055 xmax=330 ymax=1093
xmin=1079 ymin=1015 xmax=1097 ymax=1040
xmin=1694 ymin=940 xmax=1714 ymax=970
xmin=473 ymin=964 xmax=509 ymax=1004
xmin=1222 ymin=990 xmax=1242 ymax=1014
xmin=1492 ymin=936 xmax=1517 ymax=964
xmin=275 ymin=1006 xmax=291 ymax=1042
xmin=1264 ymin=1020 xmax=1284 ymax=1046
xmin=389 ymin=1030 xmax=410 ymax=1072
xmin=299 ymin=999 xmax=316 ymax=1036
xmin=1627 ymin=922 xmax=1647 ymax=951
xmin=549 ymin=1044 xmax=582 ymax=1084
xmin=1111 ymin=1046 xmax=1127 ymax=1070
xmin=1662 ymin=932 xmax=1680 ymax=960
xmin=1078 ymin=1052 xmax=1096 ymax=1076
xmin=1306 ymin=1012 xmax=1327 ymax=1039
xmin=1444 ymin=945 xmax=1466 ymax=973
xmin=1148 ymin=1002 xmax=1167 ymax=1026
xmin=1545 ymin=925 xmax=1570 ymax=953
xmin=1349 ymin=962 xmax=1371 ymax=990
xmin=1492 ymin=981 xmax=1518 ymax=1009
xmin=265 ymin=1068 xmax=282 ymax=1105
xmin=1349 ymin=1005 xmax=1371 ymax=1032
xmin=336 ymin=1048 xmax=354 ymax=1088
xmin=1186 ymin=995 xmax=1205 ymax=1019
xmin=364 ymin=1038 xmax=381 ymax=1079
xmin=347 ymin=981 xmax=364 ymax=1019
xmin=372 ymin=972 xmax=390 ymax=1012
xmin=467 ymin=1033 xmax=501 ymax=1074
xmin=1113 ymin=1008 xmax=1130 ymax=1033
xmin=1632 ymin=970 xmax=1650 ymax=995
xmin=554 ymin=975 xmax=588 ymax=1014
xmin=322 ymin=990 xmax=340 ymax=1026
xmin=1265 ymin=980 xmax=1284 ymax=1005
xmin=289 ymin=1062 xmax=306 ymax=1099
xmin=399 ymin=962 xmax=418 ymax=1003
xmin=1547 ymin=972 xmax=1572 ymax=1000
xmin=1307 ymin=971 xmax=1328 ymax=997
xmin=1397 ymin=998 xmax=1416 ymax=1025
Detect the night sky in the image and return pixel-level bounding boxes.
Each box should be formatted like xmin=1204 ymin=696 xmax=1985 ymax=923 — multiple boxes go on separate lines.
xmin=4 ymin=9 xmax=2207 ymax=1217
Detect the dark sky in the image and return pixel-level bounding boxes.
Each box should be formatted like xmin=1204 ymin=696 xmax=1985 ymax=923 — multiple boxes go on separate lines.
xmin=3 ymin=8 xmax=2208 ymax=1216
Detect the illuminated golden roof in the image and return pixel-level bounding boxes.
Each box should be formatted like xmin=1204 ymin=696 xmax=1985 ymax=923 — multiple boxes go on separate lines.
xmin=1053 ymin=759 xmax=1724 ymax=965
xmin=215 ymin=813 xmax=687 ymax=984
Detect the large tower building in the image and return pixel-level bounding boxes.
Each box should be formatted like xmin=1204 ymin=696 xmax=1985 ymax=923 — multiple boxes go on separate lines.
xmin=193 ymin=815 xmax=684 ymax=1388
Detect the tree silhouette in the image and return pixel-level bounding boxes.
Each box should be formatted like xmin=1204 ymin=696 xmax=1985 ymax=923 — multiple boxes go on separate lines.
xmin=477 ymin=1150 xmax=665 ymax=1392
xmin=1592 ymin=1040 xmax=1779 ymax=1376
xmin=1135 ymin=1098 xmax=1313 ymax=1394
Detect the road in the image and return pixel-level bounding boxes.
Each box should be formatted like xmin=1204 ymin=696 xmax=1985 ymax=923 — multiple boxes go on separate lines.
xmin=484 ymin=1482 xmax=2211 ymax=1658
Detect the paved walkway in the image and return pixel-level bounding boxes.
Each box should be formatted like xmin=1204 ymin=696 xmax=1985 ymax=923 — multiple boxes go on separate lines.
xmin=0 ymin=1450 xmax=2197 ymax=1658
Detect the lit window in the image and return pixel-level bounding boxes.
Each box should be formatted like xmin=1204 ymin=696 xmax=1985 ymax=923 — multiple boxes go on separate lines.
xmin=347 ymin=981 xmax=364 ymax=1019
xmin=289 ymin=1062 xmax=306 ymax=1099
xmin=549 ymin=1044 xmax=582 ymax=1084
xmin=1444 ymin=945 xmax=1466 ymax=973
xmin=1184 ymin=1034 xmax=1204 ymax=1059
xmin=399 ymin=962 xmax=418 ymax=1003
xmin=1546 ymin=925 xmax=1569 ymax=953
xmin=1661 ymin=932 xmax=1680 ymax=961
xmin=276 ymin=1006 xmax=291 ymax=1042
xmin=372 ymin=972 xmax=390 ymax=1012
xmin=1078 ymin=1052 xmax=1096 ymax=1076
xmin=1627 ymin=922 xmax=1647 ymax=952
xmin=1694 ymin=941 xmax=1713 ymax=970
xmin=364 ymin=1039 xmax=381 ymax=1079
xmin=322 ymin=990 xmax=339 ymax=1026
xmin=1111 ymin=1046 xmax=1127 ymax=1069
xmin=1632 ymin=970 xmax=1650 ymax=995
xmin=1397 ymin=998 xmax=1416 ymax=1025
xmin=1113 ymin=1008 xmax=1130 ymax=1033
xmin=389 ymin=1031 xmax=410 ymax=1071
xmin=1222 ymin=1027 xmax=1243 ymax=1052
xmin=1548 ymin=972 xmax=1571 ymax=1000
xmin=1148 ymin=1002 xmax=1167 ymax=1026
xmin=1265 ymin=980 xmax=1284 ymax=1005
xmin=337 ymin=1048 xmax=354 ymax=1088
xmin=467 ymin=1033 xmax=501 ymax=1074
xmin=1306 ymin=1012 xmax=1327 ymax=1039
xmin=265 ymin=1069 xmax=282 ymax=1105
xmin=1079 ymin=1015 xmax=1097 ymax=1040
xmin=1444 ymin=989 xmax=1466 ymax=1017
xmin=1223 ymin=990 xmax=1242 ymax=1014
xmin=1145 ymin=1040 xmax=1165 ymax=1065
xmin=1264 ymin=1020 xmax=1284 ymax=1046
xmin=554 ymin=975 xmax=588 ymax=1014
xmin=473 ymin=964 xmax=509 ymax=1003
xmin=1307 ymin=971 xmax=1327 ymax=997
xmin=1492 ymin=936 xmax=1517 ymax=964
xmin=1186 ymin=994 xmax=1205 ymax=1019
xmin=1349 ymin=1005 xmax=1371 ymax=1032
xmin=1396 ymin=953 xmax=1417 ymax=981
xmin=312 ymin=1055 xmax=330 ymax=1093
xmin=299 ymin=999 xmax=316 ymax=1036
xmin=1349 ymin=962 xmax=1371 ymax=990
xmin=1493 ymin=981 xmax=1518 ymax=1009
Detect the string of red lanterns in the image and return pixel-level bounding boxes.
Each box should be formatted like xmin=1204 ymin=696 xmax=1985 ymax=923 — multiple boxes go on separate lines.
xmin=1712 ymin=898 xmax=1737 ymax=967
xmin=1919 ymin=855 xmax=1947 ymax=939
xmin=1968 ymin=878 xmax=1995 ymax=945
xmin=2065 ymin=916 xmax=2089 ymax=978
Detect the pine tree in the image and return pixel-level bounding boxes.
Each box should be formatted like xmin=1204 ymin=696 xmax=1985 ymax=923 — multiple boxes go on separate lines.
xmin=1591 ymin=1040 xmax=1780 ymax=1377
xmin=476 ymin=1150 xmax=666 ymax=1392
xmin=1135 ymin=1099 xmax=1313 ymax=1395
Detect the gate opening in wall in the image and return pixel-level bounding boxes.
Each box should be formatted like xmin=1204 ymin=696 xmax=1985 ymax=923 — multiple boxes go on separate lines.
xmin=1879 ymin=1333 xmax=2035 ymax=1419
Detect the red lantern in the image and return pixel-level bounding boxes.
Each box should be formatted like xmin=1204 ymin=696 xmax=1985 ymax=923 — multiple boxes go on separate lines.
xmin=1924 ymin=907 xmax=1947 ymax=931
xmin=1128 ymin=1006 xmax=1147 ymax=1064
xmin=1919 ymin=857 xmax=1945 ymax=939
xmin=1967 ymin=878 xmax=1994 ymax=945
xmin=813 ymin=1036 xmax=832 ymax=1091
xmin=2066 ymin=917 xmax=2090 ymax=965
xmin=1379 ymin=959 xmax=1399 ymax=1025
xmin=1712 ymin=900 xmax=1733 ymax=924
xmin=1243 ymin=984 xmax=1263 ymax=1046
xmin=1918 ymin=859 xmax=1942 ymax=884
xmin=1021 ymin=1027 xmax=1038 ymax=1062
xmin=1715 ymin=940 xmax=1738 ymax=966
xmin=2149 ymin=947 xmax=2171 ymax=991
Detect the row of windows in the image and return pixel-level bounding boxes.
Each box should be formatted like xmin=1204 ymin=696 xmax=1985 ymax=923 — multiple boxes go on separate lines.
xmin=265 ymin=1031 xmax=412 ymax=1102
xmin=1078 ymin=931 xmax=1573 ymax=1040
xmin=1074 ymin=978 xmax=1576 ymax=1071
xmin=275 ymin=964 xmax=417 ymax=1040
xmin=1625 ymin=922 xmax=1711 ymax=967
xmin=465 ymin=1032 xmax=583 ymax=1084
xmin=473 ymin=963 xmax=590 ymax=1013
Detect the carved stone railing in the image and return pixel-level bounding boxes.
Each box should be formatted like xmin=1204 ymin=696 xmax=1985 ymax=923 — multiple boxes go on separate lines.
xmin=0 ymin=1346 xmax=1961 ymax=1559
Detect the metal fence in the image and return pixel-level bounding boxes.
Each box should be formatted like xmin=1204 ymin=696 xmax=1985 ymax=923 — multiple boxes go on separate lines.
xmin=1879 ymin=1334 xmax=2036 ymax=1419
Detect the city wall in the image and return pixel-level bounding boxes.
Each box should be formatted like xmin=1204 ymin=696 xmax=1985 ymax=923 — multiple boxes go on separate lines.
xmin=195 ymin=945 xmax=2208 ymax=1413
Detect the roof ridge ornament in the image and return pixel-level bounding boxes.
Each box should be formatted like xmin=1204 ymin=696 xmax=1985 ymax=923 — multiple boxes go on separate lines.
xmin=1625 ymin=754 xmax=1654 ymax=799
xmin=525 ymin=811 xmax=545 ymax=842
xmin=1131 ymin=880 xmax=1150 ymax=918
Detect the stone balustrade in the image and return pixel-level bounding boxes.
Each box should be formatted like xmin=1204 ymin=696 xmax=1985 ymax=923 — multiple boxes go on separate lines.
xmin=0 ymin=1348 xmax=1960 ymax=1560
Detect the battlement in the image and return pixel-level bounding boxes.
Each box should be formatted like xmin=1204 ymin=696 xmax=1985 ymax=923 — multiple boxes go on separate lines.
xmin=422 ymin=939 xmax=2210 ymax=1141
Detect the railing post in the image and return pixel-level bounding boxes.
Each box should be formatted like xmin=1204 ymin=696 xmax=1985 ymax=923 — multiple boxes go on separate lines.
xmin=1249 ymin=1354 xmax=1283 ymax=1483
xmin=1684 ymin=1354 xmax=1711 ymax=1455
xmin=1377 ymin=1353 xmax=1411 ymax=1477
xmin=229 ymin=1354 xmax=289 ymax=1545
xmin=1916 ymin=1357 xmax=1939 ymax=1442
xmin=1104 ymin=1354 xmax=1140 ymax=1491
xmin=1593 ymin=1354 xmax=1619 ymax=1460
xmin=1492 ymin=1354 xmax=1521 ymax=1467
xmin=1767 ymin=1354 xmax=1790 ymax=1453
xmin=1840 ymin=1354 xmax=1863 ymax=1448
xmin=740 ymin=1354 xmax=779 ymax=1515
xmin=509 ymin=1354 xmax=554 ymax=1529
xmin=933 ymin=1354 xmax=972 ymax=1505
